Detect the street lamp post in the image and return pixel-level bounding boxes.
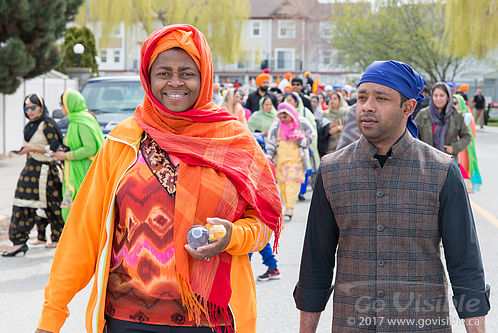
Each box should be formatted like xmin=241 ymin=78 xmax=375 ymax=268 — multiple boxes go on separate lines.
xmin=73 ymin=43 xmax=85 ymax=67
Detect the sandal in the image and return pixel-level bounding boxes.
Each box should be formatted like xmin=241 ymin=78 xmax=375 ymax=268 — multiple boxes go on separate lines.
xmin=29 ymin=240 xmax=46 ymax=246
xmin=45 ymin=242 xmax=58 ymax=248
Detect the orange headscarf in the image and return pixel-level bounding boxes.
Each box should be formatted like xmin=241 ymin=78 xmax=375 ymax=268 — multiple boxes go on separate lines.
xmin=134 ymin=24 xmax=282 ymax=332
xmin=283 ymin=72 xmax=292 ymax=80
xmin=256 ymin=73 xmax=270 ymax=87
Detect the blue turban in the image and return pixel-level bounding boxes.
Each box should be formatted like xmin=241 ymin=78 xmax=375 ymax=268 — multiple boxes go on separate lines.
xmin=446 ymin=81 xmax=456 ymax=88
xmin=357 ymin=60 xmax=426 ymax=138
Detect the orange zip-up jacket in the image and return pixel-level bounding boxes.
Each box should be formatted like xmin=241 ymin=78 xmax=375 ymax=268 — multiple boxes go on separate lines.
xmin=37 ymin=117 xmax=273 ymax=333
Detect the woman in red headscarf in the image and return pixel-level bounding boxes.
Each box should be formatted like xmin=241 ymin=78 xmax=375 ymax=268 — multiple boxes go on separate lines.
xmin=36 ymin=24 xmax=282 ymax=333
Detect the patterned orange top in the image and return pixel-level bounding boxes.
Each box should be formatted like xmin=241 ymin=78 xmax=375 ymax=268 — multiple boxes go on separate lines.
xmin=105 ymin=134 xmax=210 ymax=326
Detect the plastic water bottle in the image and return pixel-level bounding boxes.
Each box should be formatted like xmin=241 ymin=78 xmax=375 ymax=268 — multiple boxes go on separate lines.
xmin=186 ymin=225 xmax=209 ymax=249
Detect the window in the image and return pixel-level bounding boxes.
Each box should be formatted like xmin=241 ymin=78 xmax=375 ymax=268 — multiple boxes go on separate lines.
xmin=320 ymin=21 xmax=333 ymax=39
xmin=275 ymin=49 xmax=295 ymax=70
xmin=100 ymin=50 xmax=107 ymax=63
xmin=252 ymin=21 xmax=261 ymax=37
xmin=114 ymin=50 xmax=120 ymax=63
xmin=278 ymin=20 xmax=296 ymax=38
xmin=322 ymin=50 xmax=331 ymax=65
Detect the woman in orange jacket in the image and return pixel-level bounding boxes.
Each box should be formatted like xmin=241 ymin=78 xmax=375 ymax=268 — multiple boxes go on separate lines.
xmin=36 ymin=24 xmax=282 ymax=333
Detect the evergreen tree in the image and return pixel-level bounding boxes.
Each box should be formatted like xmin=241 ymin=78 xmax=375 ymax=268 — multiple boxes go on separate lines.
xmin=0 ymin=0 xmax=84 ymax=94
xmin=62 ymin=26 xmax=99 ymax=73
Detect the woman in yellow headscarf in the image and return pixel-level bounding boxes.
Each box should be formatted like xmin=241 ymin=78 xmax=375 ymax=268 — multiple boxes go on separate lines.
xmin=36 ymin=25 xmax=282 ymax=333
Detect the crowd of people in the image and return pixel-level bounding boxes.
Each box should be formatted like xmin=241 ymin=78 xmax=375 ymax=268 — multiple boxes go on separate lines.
xmin=215 ymin=66 xmax=485 ymax=199
xmin=0 ymin=23 xmax=490 ymax=333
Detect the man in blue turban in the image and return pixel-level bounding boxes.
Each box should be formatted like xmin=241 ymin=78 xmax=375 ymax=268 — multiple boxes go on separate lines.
xmin=356 ymin=60 xmax=426 ymax=138
xmin=294 ymin=61 xmax=489 ymax=331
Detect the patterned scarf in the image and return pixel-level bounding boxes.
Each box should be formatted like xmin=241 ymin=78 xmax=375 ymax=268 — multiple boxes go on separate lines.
xmin=428 ymin=83 xmax=453 ymax=152
xmin=133 ymin=24 xmax=282 ymax=332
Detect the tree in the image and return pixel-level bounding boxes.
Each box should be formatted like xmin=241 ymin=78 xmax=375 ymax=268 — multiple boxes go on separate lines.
xmin=62 ymin=26 xmax=99 ymax=73
xmin=444 ymin=0 xmax=498 ymax=59
xmin=0 ymin=0 xmax=84 ymax=94
xmin=75 ymin=0 xmax=250 ymax=64
xmin=330 ymin=0 xmax=466 ymax=83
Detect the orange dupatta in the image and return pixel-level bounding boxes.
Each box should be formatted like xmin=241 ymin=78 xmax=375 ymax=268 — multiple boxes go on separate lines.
xmin=134 ymin=25 xmax=282 ymax=331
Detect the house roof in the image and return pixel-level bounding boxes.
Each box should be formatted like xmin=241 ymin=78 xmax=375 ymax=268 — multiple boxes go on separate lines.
xmin=250 ymin=0 xmax=331 ymax=21
xmin=250 ymin=0 xmax=286 ymax=18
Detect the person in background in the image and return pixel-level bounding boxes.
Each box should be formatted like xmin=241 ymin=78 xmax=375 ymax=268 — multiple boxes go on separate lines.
xmin=413 ymin=84 xmax=431 ymax=119
xmin=278 ymin=72 xmax=292 ymax=93
xmin=295 ymin=60 xmax=489 ymax=332
xmin=414 ymin=82 xmax=471 ymax=165
xmin=323 ymin=85 xmax=333 ymax=105
xmin=457 ymin=84 xmax=469 ymax=101
xmin=310 ymin=95 xmax=323 ymax=119
xmin=269 ymin=86 xmax=284 ymax=104
xmin=471 ymin=88 xmax=486 ymax=129
xmin=247 ymin=96 xmax=277 ymax=136
xmin=223 ymin=88 xmax=247 ymax=126
xmin=266 ymin=102 xmax=314 ymax=220
xmin=247 ymin=112 xmax=281 ymax=282
xmin=454 ymin=94 xmax=482 ymax=193
xmin=319 ymin=92 xmax=349 ymax=155
xmin=285 ymin=92 xmax=319 ymax=201
xmin=2 ymin=94 xmax=65 ymax=256
xmin=54 ymin=89 xmax=105 ymax=223
xmin=291 ymin=78 xmax=313 ymax=111
xmin=234 ymin=88 xmax=251 ymax=121
xmin=35 ymin=24 xmax=282 ymax=333
xmin=245 ymin=73 xmax=278 ymax=113
xmin=317 ymin=92 xmax=328 ymax=112
xmin=446 ymin=81 xmax=458 ymax=95
xmin=212 ymin=83 xmax=223 ymax=105
xmin=335 ymin=104 xmax=360 ymax=150
xmin=304 ymin=71 xmax=314 ymax=95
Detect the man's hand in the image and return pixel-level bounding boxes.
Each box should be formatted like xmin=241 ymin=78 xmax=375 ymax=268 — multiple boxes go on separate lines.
xmin=464 ymin=316 xmax=485 ymax=333
xmin=184 ymin=217 xmax=232 ymax=261
xmin=299 ymin=311 xmax=321 ymax=333
xmin=444 ymin=145 xmax=454 ymax=154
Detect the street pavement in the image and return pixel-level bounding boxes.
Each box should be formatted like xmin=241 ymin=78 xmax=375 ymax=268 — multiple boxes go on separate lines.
xmin=1 ymin=127 xmax=497 ymax=332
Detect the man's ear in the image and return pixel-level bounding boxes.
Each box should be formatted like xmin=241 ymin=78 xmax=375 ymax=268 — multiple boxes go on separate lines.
xmin=402 ymin=99 xmax=417 ymax=118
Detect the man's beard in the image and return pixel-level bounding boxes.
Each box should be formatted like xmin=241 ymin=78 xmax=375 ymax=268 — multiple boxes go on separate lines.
xmin=259 ymin=86 xmax=268 ymax=92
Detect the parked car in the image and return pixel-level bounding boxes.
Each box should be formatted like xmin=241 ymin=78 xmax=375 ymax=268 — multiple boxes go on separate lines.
xmin=53 ymin=76 xmax=143 ymax=135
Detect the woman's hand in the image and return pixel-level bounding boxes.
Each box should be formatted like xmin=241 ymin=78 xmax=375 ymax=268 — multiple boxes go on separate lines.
xmin=17 ymin=145 xmax=37 ymax=155
xmin=444 ymin=145 xmax=454 ymax=154
xmin=184 ymin=217 xmax=233 ymax=261
xmin=54 ymin=151 xmax=67 ymax=160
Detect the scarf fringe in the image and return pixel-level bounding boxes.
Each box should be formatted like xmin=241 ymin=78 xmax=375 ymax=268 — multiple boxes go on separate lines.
xmin=272 ymin=215 xmax=284 ymax=254
xmin=177 ymin=273 xmax=234 ymax=332
xmin=207 ymin=301 xmax=234 ymax=333
xmin=177 ymin=273 xmax=207 ymax=325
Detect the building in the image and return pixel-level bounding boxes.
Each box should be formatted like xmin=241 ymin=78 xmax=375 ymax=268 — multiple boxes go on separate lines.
xmin=90 ymin=0 xmax=357 ymax=86
xmin=214 ymin=0 xmax=357 ymax=86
